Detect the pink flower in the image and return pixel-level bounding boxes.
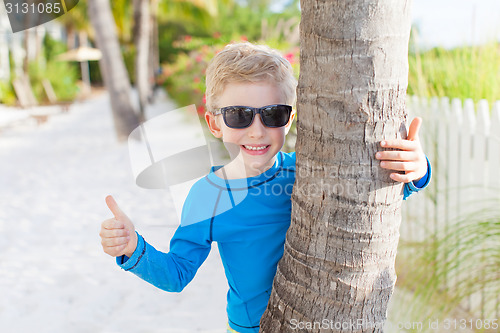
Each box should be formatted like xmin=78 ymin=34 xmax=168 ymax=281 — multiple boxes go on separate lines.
xmin=194 ymin=77 xmax=200 ymax=83
xmin=195 ymin=54 xmax=203 ymax=63
xmin=284 ymin=52 xmax=295 ymax=64
xmin=197 ymin=105 xmax=205 ymax=114
xmin=202 ymin=94 xmax=207 ymax=104
xmin=184 ymin=35 xmax=192 ymax=42
xmin=240 ymin=35 xmax=248 ymax=42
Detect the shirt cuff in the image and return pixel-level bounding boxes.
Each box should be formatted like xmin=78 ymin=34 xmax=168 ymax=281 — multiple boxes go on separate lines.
xmin=409 ymin=155 xmax=431 ymax=190
xmin=116 ymin=232 xmax=146 ymax=271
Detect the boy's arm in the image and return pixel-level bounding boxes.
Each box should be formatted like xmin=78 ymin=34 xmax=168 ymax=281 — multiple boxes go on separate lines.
xmin=375 ymin=117 xmax=432 ymax=199
xmin=116 ymin=222 xmax=212 ymax=292
xmin=100 ymin=196 xmax=211 ymax=293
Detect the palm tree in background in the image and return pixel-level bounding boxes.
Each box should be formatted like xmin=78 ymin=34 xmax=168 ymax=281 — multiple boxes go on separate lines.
xmin=133 ymin=0 xmax=151 ymax=120
xmin=87 ymin=0 xmax=139 ymax=141
xmin=260 ymin=0 xmax=413 ymax=332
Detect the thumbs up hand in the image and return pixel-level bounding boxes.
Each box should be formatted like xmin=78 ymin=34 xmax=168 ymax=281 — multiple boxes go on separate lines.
xmin=99 ymin=195 xmax=138 ymax=258
xmin=375 ymin=117 xmax=428 ymax=183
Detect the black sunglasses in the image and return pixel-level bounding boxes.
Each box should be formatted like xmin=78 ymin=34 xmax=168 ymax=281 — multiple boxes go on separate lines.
xmin=213 ymin=104 xmax=292 ymax=129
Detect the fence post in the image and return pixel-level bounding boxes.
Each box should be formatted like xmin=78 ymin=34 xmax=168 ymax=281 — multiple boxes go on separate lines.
xmin=489 ymin=101 xmax=500 ymax=195
xmin=428 ymin=97 xmax=439 ymax=239
xmin=436 ymin=96 xmax=450 ymax=286
xmin=447 ymin=98 xmax=462 ymax=292
xmin=419 ymin=96 xmax=431 ymax=243
xmin=462 ymin=98 xmax=477 ymax=312
xmin=488 ymin=101 xmax=500 ymax=318
xmin=447 ymin=99 xmax=462 ymax=221
xmin=472 ymin=100 xmax=490 ymax=317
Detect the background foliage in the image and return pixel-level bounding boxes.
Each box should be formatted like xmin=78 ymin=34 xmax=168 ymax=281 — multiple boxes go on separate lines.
xmin=408 ymin=43 xmax=500 ymax=106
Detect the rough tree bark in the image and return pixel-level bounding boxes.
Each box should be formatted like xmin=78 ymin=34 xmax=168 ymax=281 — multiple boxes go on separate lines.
xmin=260 ymin=0 xmax=413 ymax=332
xmin=87 ymin=0 xmax=140 ymax=142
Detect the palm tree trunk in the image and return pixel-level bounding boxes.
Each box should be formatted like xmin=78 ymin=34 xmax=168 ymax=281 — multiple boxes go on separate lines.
xmin=260 ymin=0 xmax=413 ymax=332
xmin=87 ymin=0 xmax=140 ymax=141
xmin=149 ymin=0 xmax=160 ymax=100
xmin=66 ymin=26 xmax=76 ymax=50
xmin=23 ymin=29 xmax=30 ymax=74
xmin=133 ymin=0 xmax=151 ymax=121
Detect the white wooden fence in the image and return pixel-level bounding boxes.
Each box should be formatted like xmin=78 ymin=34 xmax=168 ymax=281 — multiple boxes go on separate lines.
xmin=401 ymin=96 xmax=500 ymax=321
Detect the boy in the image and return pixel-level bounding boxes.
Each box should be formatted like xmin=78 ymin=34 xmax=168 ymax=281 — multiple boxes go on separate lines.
xmin=99 ymin=42 xmax=431 ymax=333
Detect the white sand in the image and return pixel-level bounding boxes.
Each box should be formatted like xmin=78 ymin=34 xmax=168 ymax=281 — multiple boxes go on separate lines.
xmin=0 ymin=92 xmax=227 ymax=332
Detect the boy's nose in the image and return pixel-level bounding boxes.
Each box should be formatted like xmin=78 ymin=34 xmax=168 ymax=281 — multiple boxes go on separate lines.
xmin=247 ymin=114 xmax=266 ymax=138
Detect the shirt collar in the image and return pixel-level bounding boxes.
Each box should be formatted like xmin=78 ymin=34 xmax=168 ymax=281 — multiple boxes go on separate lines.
xmin=205 ymin=152 xmax=283 ymax=190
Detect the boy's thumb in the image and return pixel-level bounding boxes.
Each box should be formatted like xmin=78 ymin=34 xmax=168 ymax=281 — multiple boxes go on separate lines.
xmin=407 ymin=117 xmax=422 ymax=141
xmin=106 ymin=195 xmax=125 ymax=219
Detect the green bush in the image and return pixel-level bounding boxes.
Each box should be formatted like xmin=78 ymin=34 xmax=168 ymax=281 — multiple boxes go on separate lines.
xmin=0 ymin=80 xmax=17 ymax=105
xmin=28 ymin=59 xmax=79 ymax=102
xmin=39 ymin=35 xmax=80 ymax=101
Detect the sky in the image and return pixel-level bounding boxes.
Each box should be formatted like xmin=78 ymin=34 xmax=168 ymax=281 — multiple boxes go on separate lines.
xmin=412 ymin=0 xmax=500 ymax=48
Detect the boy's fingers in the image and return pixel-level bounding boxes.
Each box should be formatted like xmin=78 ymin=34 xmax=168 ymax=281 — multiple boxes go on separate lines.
xmin=380 ymin=161 xmax=417 ymax=172
xmin=380 ymin=139 xmax=418 ymax=151
xmin=376 ymin=150 xmax=416 ymax=161
xmin=101 ymin=236 xmax=130 ymax=247
xmin=106 ymin=195 xmax=126 ymax=220
xmin=109 ymin=244 xmax=128 ymax=253
xmin=100 ymin=227 xmax=128 ymax=238
xmin=109 ymin=229 xmax=129 ymax=237
xmin=101 ymin=218 xmax=125 ymax=230
xmin=407 ymin=117 xmax=422 ymax=141
xmin=104 ymin=243 xmax=127 ymax=256
xmin=390 ymin=172 xmax=417 ymax=183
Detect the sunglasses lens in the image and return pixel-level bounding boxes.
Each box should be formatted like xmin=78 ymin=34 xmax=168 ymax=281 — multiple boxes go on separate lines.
xmin=261 ymin=105 xmax=291 ymax=127
xmin=224 ymin=107 xmax=254 ymax=128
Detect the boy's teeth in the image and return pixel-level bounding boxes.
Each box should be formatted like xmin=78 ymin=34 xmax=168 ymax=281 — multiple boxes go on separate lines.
xmin=244 ymin=145 xmax=268 ymax=151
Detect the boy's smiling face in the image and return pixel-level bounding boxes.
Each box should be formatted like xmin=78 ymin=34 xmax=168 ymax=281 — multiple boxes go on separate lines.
xmin=205 ymin=81 xmax=294 ymax=178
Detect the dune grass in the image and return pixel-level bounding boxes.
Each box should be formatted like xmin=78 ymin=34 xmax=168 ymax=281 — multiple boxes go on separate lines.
xmin=395 ymin=201 xmax=500 ymax=332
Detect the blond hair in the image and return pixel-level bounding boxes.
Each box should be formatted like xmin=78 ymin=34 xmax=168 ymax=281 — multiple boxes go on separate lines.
xmin=205 ymin=42 xmax=297 ymax=113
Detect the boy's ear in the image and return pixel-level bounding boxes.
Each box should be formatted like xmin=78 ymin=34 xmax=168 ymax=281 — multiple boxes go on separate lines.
xmin=284 ymin=110 xmax=296 ymax=135
xmin=205 ymin=111 xmax=223 ymax=138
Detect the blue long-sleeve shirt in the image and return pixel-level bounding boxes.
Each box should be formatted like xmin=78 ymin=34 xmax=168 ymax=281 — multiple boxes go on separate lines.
xmin=117 ymin=151 xmax=431 ymax=333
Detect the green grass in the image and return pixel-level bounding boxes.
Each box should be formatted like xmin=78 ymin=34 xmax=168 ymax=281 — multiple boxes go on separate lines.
xmin=408 ymin=43 xmax=500 ymax=106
